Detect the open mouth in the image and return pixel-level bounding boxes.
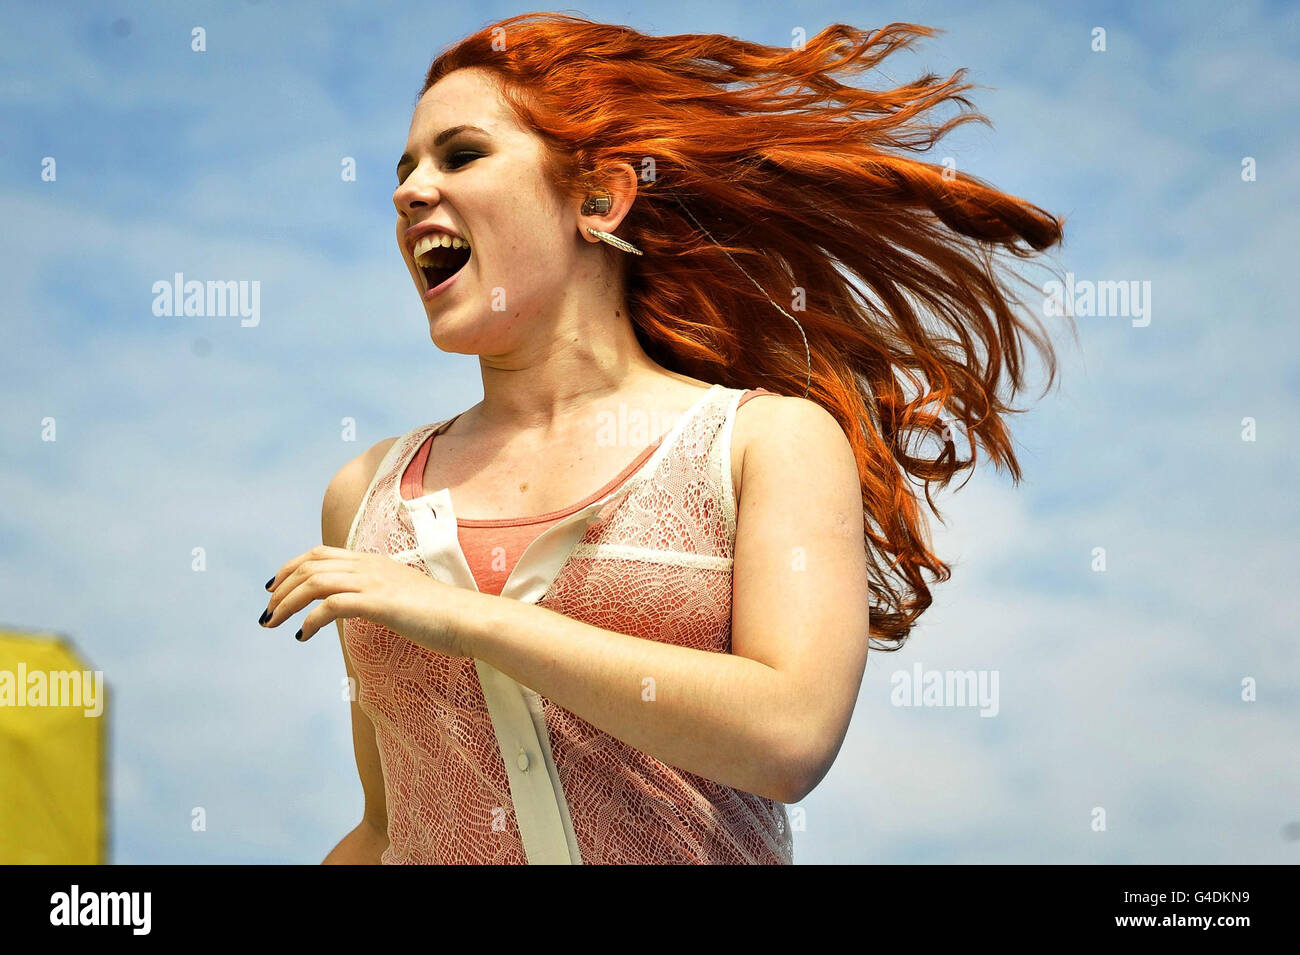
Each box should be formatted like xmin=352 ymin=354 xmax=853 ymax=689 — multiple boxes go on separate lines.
xmin=413 ymin=234 xmax=472 ymax=291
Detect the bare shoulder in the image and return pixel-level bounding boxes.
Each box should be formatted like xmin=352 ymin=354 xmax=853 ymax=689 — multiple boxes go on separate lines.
xmin=730 ymin=392 xmax=857 ymax=505
xmin=321 ymin=436 xmax=401 ymax=547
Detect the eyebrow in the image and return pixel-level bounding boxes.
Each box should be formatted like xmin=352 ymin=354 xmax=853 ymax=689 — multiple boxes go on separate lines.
xmin=396 ymin=125 xmax=489 ymax=179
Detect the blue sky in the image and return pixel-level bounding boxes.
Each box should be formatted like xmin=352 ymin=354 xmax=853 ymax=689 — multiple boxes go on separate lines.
xmin=2 ymin=0 xmax=1297 ymax=863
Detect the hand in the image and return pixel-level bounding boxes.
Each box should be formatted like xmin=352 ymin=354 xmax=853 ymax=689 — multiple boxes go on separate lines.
xmin=258 ymin=545 xmax=476 ymax=656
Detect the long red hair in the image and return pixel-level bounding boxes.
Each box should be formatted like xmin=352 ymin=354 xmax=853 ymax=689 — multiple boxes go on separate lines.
xmin=423 ymin=13 xmax=1065 ymax=649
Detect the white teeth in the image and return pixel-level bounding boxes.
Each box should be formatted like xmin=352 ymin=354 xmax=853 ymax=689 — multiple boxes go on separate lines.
xmin=412 ymin=231 xmax=471 ymax=261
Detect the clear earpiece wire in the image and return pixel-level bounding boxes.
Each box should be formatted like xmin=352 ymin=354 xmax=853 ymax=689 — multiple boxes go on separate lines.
xmin=670 ymin=194 xmax=812 ymax=398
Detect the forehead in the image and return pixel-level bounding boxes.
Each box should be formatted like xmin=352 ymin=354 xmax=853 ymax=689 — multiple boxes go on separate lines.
xmin=408 ymin=68 xmax=513 ymax=138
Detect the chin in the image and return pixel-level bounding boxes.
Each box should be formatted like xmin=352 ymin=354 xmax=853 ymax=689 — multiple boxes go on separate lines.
xmin=426 ymin=311 xmax=494 ymax=355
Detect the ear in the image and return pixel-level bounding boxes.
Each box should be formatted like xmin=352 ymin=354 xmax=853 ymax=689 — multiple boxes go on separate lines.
xmin=577 ymin=163 xmax=639 ymax=242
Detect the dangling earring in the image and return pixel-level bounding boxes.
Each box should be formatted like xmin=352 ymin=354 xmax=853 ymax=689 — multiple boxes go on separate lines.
xmin=582 ymin=193 xmax=644 ymax=256
xmin=586 ymin=227 xmax=643 ymax=256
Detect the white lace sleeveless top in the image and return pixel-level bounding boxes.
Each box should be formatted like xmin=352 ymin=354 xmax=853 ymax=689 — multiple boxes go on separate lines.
xmin=343 ymin=383 xmax=793 ymax=864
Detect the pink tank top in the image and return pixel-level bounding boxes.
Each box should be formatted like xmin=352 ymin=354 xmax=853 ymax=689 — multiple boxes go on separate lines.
xmin=344 ymin=384 xmax=790 ymax=865
xmin=398 ymin=421 xmax=663 ymax=596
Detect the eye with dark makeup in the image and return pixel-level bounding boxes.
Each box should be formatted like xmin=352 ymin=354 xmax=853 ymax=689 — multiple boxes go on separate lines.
xmin=445 ymin=150 xmax=481 ymax=170
xmin=394 ymin=145 xmax=484 ymax=184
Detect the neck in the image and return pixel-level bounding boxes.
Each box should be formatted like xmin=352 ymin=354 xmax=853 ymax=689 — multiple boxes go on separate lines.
xmin=473 ymin=281 xmax=669 ymax=431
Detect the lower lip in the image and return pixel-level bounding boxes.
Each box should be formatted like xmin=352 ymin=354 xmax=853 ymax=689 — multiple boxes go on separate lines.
xmin=423 ymin=265 xmax=466 ymax=301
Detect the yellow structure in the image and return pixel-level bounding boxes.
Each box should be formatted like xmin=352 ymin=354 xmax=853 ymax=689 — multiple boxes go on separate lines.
xmin=0 ymin=628 xmax=107 ymax=864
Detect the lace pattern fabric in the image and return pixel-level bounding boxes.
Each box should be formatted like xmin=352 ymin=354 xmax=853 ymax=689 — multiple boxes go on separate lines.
xmin=342 ymin=385 xmax=793 ymax=864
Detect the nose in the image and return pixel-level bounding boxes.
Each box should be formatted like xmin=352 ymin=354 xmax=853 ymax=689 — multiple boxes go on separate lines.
xmin=394 ymin=165 xmax=443 ymax=218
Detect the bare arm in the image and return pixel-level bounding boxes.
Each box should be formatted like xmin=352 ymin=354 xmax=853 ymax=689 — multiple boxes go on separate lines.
xmin=466 ymin=396 xmax=871 ymax=803
xmin=320 ymin=438 xmax=397 ymax=864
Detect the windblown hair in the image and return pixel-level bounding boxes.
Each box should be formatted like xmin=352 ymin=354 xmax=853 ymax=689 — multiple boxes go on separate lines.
xmin=424 ymin=13 xmax=1065 ymax=650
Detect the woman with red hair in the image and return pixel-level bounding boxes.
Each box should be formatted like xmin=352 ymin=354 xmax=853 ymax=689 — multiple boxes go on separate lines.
xmin=262 ymin=13 xmax=1062 ymax=864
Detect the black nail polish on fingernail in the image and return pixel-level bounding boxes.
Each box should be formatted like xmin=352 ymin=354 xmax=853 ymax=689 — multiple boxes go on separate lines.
xmin=265 ymin=577 xmax=275 ymax=591
xmin=258 ymin=609 xmax=271 ymax=625
xmin=294 ymin=629 xmax=304 ymax=641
